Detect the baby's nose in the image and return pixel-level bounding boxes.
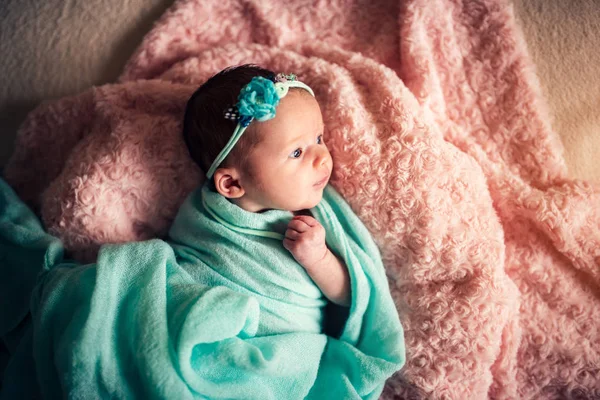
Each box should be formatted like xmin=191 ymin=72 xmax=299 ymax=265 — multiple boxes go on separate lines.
xmin=313 ymin=148 xmax=330 ymax=168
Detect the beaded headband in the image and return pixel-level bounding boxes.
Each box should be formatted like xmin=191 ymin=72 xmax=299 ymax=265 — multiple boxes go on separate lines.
xmin=206 ymin=73 xmax=315 ymax=179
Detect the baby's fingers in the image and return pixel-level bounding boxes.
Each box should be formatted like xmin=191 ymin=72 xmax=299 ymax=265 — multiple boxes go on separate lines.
xmin=292 ymin=215 xmax=319 ymax=227
xmin=285 ymin=229 xmax=301 ymax=241
xmin=287 ymin=219 xmax=310 ymax=232
xmin=283 ymin=237 xmax=301 ymax=252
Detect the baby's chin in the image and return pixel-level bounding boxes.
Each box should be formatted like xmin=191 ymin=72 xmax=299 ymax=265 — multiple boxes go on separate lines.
xmin=287 ymin=193 xmax=325 ymax=212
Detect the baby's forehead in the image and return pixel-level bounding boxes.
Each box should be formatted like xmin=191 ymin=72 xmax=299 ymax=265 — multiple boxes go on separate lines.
xmin=248 ymin=90 xmax=323 ymax=148
xmin=266 ymin=93 xmax=321 ymax=127
xmin=255 ymin=115 xmax=322 ymax=145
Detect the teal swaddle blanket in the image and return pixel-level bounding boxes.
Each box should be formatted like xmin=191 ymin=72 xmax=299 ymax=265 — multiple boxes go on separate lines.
xmin=0 ymin=178 xmax=405 ymax=399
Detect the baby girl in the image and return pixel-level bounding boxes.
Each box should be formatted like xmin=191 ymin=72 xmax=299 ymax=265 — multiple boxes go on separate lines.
xmin=168 ymin=64 xmax=404 ymax=398
xmin=181 ymin=64 xmax=351 ymax=308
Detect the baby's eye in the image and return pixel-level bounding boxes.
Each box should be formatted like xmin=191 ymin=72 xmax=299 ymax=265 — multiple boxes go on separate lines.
xmin=290 ymin=148 xmax=303 ymax=159
xmin=317 ymin=135 xmax=324 ymax=144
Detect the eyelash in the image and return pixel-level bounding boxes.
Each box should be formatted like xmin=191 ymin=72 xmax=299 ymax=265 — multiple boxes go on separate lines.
xmin=291 ymin=135 xmax=324 ymax=159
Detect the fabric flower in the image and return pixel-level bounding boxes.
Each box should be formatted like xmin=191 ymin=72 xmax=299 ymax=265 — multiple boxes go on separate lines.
xmin=236 ymin=76 xmax=281 ymax=123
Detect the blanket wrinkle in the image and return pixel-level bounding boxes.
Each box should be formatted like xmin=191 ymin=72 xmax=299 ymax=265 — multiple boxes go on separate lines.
xmin=3 ymin=0 xmax=600 ymax=398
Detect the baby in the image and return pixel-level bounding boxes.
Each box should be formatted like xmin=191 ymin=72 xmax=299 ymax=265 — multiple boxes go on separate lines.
xmin=173 ymin=68 xmax=405 ymax=386
xmin=182 ymin=64 xmax=351 ymax=308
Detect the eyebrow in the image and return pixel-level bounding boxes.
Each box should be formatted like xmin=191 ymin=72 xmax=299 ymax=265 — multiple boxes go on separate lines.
xmin=285 ymin=126 xmax=325 ymax=148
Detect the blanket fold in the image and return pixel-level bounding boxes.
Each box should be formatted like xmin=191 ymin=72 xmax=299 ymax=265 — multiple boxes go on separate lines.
xmin=0 ymin=178 xmax=62 ymax=342
xmin=0 ymin=178 xmax=405 ymax=399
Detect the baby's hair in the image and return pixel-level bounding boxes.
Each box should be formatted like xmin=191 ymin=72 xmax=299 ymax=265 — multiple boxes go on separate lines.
xmin=182 ymin=64 xmax=275 ymax=177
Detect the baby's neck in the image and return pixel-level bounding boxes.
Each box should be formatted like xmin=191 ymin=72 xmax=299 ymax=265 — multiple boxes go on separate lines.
xmin=228 ymin=197 xmax=312 ymax=217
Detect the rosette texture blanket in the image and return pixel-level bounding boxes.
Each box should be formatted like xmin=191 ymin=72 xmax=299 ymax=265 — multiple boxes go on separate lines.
xmin=2 ymin=0 xmax=600 ymax=398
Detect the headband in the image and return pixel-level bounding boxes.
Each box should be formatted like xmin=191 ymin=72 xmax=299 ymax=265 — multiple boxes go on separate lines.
xmin=206 ymin=73 xmax=315 ymax=179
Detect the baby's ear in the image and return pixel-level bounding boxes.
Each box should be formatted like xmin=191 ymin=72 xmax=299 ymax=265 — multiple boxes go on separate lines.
xmin=213 ymin=167 xmax=245 ymax=199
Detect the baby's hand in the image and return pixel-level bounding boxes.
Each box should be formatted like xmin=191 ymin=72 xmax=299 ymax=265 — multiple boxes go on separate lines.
xmin=283 ymin=215 xmax=328 ymax=271
xmin=284 ymin=215 xmax=351 ymax=306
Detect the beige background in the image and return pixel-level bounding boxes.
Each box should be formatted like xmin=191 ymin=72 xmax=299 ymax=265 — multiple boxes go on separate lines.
xmin=513 ymin=0 xmax=600 ymax=182
xmin=0 ymin=0 xmax=598 ymax=181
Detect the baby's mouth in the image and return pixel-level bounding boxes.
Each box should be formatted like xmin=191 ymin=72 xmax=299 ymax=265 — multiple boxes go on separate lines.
xmin=313 ymin=174 xmax=330 ymax=187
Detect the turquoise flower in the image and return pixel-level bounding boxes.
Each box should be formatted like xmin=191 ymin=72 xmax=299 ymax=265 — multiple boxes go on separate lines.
xmin=236 ymin=77 xmax=281 ymax=124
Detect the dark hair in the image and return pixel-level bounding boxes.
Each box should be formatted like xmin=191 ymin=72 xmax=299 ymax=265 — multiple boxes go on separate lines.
xmin=182 ymin=64 xmax=275 ymax=176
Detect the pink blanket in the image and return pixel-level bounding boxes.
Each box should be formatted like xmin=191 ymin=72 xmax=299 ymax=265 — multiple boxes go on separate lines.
xmin=5 ymin=0 xmax=600 ymax=398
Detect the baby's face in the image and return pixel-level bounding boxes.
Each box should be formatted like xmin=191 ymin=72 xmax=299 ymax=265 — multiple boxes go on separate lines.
xmin=240 ymin=90 xmax=332 ymax=212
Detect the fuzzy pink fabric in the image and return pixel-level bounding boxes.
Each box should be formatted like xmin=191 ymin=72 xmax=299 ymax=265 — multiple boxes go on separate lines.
xmin=4 ymin=0 xmax=600 ymax=398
